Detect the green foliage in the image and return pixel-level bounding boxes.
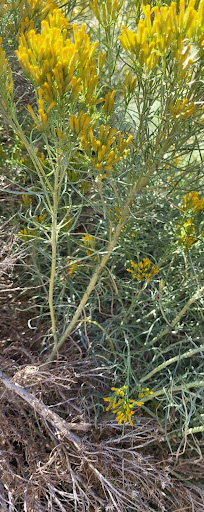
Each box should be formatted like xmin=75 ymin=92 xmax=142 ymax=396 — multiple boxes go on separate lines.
xmin=0 ymin=0 xmax=204 ymax=440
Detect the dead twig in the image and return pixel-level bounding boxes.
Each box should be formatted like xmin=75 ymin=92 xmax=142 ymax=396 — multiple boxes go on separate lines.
xmin=0 ymin=369 xmax=89 ymax=441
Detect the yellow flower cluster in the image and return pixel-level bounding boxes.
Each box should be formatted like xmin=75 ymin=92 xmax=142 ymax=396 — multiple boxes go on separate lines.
xmin=170 ymin=98 xmax=197 ymax=119
xmin=34 ymin=213 xmax=47 ymax=223
xmin=18 ymin=228 xmax=36 ymax=239
xmin=182 ymin=191 xmax=204 ymax=212
xmin=138 ymin=387 xmax=153 ymax=399
xmin=19 ymin=194 xmax=32 ymax=208
xmin=177 ymin=218 xmax=196 ymax=249
xmin=82 ymin=233 xmax=98 ymax=258
xmin=69 ymin=109 xmax=132 ymax=173
xmin=90 ymin=0 xmax=124 ymax=27
xmin=19 ymin=0 xmax=57 ymax=33
xmin=119 ymin=0 xmax=204 ymax=73
xmin=0 ymin=38 xmax=13 ymax=107
xmin=177 ymin=191 xmax=204 ymax=249
xmin=16 ymin=10 xmax=99 ymax=128
xmin=109 ymin=205 xmax=120 ymax=222
xmin=69 ymin=112 xmax=92 ymax=136
xmin=98 ymin=50 xmax=106 ymax=73
xmin=80 ymin=124 xmax=132 ymax=172
xmin=66 ymin=260 xmax=78 ymax=276
xmin=73 ymin=23 xmax=99 ymax=104
xmin=104 ymin=385 xmax=144 ymax=426
xmin=103 ymin=90 xmax=116 ymax=116
xmin=127 ymin=258 xmax=159 ymax=282
xmin=122 ymin=71 xmax=137 ymax=101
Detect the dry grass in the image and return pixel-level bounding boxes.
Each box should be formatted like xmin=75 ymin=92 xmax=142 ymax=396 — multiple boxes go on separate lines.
xmin=0 ymin=352 xmax=204 ymax=512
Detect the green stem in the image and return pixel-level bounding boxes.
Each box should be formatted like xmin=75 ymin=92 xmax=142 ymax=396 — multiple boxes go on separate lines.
xmin=142 ymin=379 xmax=204 ymax=401
xmin=46 ymin=174 xmax=149 ymax=362
xmin=145 ymin=285 xmax=204 ymax=348
xmin=48 ymin=158 xmax=60 ymax=350
xmin=10 ymin=118 xmax=53 ymax=203
xmin=46 ymin=118 xmax=178 ymax=362
xmin=86 ymin=319 xmax=114 ymax=351
xmin=121 ymin=283 xmax=147 ymax=325
xmin=141 ymin=343 xmax=204 ymax=383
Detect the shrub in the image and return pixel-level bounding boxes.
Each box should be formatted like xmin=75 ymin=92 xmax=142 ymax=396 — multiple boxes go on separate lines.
xmin=0 ymin=0 xmax=204 ymax=437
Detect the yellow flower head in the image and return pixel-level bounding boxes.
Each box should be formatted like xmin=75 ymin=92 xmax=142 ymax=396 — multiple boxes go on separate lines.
xmin=182 ymin=191 xmax=204 ymax=212
xmin=81 ymin=124 xmax=132 ymax=172
xmin=119 ymin=0 xmax=199 ymax=74
xmin=16 ymin=9 xmax=99 ymax=128
xmin=122 ymin=71 xmax=137 ymax=99
xmin=66 ymin=260 xmax=78 ymax=276
xmin=34 ymin=213 xmax=47 ymax=223
xmin=18 ymin=0 xmax=57 ymax=34
xmin=102 ymin=90 xmax=116 ymax=115
xmin=104 ymin=385 xmax=144 ymax=427
xmin=70 ymin=111 xmax=92 ymax=136
xmin=177 ymin=190 xmax=204 ymax=250
xmin=177 ymin=218 xmax=196 ymax=249
xmin=170 ymin=98 xmax=197 ymax=119
xmin=19 ymin=194 xmax=32 ymax=208
xmin=0 ymin=38 xmax=13 ymax=105
xmin=127 ymin=258 xmax=159 ymax=281
xmin=18 ymin=228 xmax=36 ymax=240
xmin=138 ymin=387 xmax=154 ymax=399
xmin=82 ymin=233 xmax=98 ymax=258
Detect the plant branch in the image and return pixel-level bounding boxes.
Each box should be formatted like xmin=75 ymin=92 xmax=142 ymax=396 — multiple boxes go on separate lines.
xmin=141 ymin=343 xmax=204 ymax=383
xmin=48 ymin=156 xmax=61 ymax=350
xmin=145 ymin=285 xmax=204 ymax=348
xmin=46 ymin=173 xmax=149 ymax=362
xmin=0 ymin=368 xmax=83 ymax=448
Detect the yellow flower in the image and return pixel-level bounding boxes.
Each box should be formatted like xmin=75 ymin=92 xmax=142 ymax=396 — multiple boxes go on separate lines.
xmin=0 ymin=38 xmax=13 ymax=106
xmin=119 ymin=23 xmax=160 ymax=72
xmin=182 ymin=191 xmax=204 ymax=212
xmin=138 ymin=387 xmax=154 ymax=399
xmin=81 ymin=124 xmax=132 ymax=172
xmin=102 ymin=90 xmax=116 ymax=115
xmin=16 ymin=9 xmax=100 ymax=129
xmin=18 ymin=0 xmax=57 ymax=34
xmin=127 ymin=258 xmax=159 ymax=281
xmin=119 ymin=0 xmax=200 ymax=74
xmin=170 ymin=98 xmax=197 ymax=119
xmin=69 ymin=111 xmax=92 ymax=136
xmin=98 ymin=50 xmax=106 ymax=72
xmin=34 ymin=213 xmax=47 ymax=223
xmin=104 ymin=385 xmax=144 ymax=426
xmin=177 ymin=218 xmax=196 ymax=250
xmin=19 ymin=194 xmax=32 ymax=208
xmin=90 ymin=0 xmax=124 ymax=26
xmin=177 ymin=191 xmax=204 ymax=250
xmin=82 ymin=234 xmax=95 ymax=246
xmin=122 ymin=71 xmax=137 ymax=100
xmin=18 ymin=228 xmax=36 ymax=240
xmin=109 ymin=206 xmax=121 ymax=222
xmin=82 ymin=234 xmax=98 ymax=258
xmin=66 ymin=260 xmax=78 ymax=276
